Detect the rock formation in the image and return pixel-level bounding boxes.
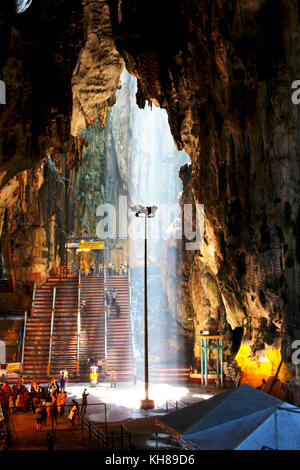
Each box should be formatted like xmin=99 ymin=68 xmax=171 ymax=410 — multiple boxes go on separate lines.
xmin=1 ymin=0 xmax=300 ymax=384
xmin=108 ymin=0 xmax=300 ymax=383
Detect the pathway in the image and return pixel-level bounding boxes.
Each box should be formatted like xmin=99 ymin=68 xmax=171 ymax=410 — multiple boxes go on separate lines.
xmin=8 ymin=410 xmax=98 ymax=450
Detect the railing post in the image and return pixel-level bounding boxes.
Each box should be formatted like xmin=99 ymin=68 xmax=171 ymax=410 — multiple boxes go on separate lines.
xmin=104 ymin=307 xmax=108 ymax=374
xmin=76 ymin=271 xmax=81 ymax=376
xmin=89 ymin=421 xmax=91 ymax=440
xmin=120 ymin=425 xmax=123 ymax=447
xmin=104 ymin=247 xmax=108 ymax=376
xmin=104 ymin=404 xmax=108 ymax=439
xmin=47 ymin=287 xmax=56 ymax=376
xmin=31 ymin=282 xmax=37 ymax=317
xmin=20 ymin=310 xmax=28 ymax=373
xmin=220 ymin=337 xmax=224 ymax=385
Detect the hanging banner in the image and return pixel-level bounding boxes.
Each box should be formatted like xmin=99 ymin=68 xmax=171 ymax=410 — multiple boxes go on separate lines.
xmin=79 ymin=241 xmax=105 ymax=250
xmin=6 ymin=363 xmax=21 ymax=373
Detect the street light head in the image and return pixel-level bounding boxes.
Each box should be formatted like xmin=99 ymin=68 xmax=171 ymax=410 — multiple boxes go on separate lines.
xmin=130 ymin=204 xmax=158 ymax=217
xmin=130 ymin=205 xmax=145 ymax=216
xmin=147 ymin=206 xmax=158 ymax=217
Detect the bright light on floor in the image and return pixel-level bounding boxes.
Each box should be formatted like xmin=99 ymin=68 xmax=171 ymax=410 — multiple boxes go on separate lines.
xmin=67 ymin=382 xmax=190 ymax=410
xmin=192 ymin=393 xmax=212 ymax=400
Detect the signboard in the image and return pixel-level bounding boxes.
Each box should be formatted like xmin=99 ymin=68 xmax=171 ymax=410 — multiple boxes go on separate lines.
xmin=6 ymin=363 xmax=21 ymax=373
xmin=79 ymin=241 xmax=105 ymax=250
xmin=65 ymin=242 xmax=79 ymax=248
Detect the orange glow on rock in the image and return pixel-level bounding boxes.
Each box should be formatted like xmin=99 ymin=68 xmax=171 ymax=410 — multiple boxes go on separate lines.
xmin=235 ymin=346 xmax=290 ymax=387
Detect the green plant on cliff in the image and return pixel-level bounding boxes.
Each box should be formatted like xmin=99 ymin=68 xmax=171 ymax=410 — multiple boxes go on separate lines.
xmin=76 ymin=122 xmax=107 ymax=232
xmin=206 ymin=275 xmax=221 ymax=302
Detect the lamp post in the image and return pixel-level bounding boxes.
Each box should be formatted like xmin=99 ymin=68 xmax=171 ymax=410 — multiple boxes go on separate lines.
xmin=130 ymin=204 xmax=157 ymax=410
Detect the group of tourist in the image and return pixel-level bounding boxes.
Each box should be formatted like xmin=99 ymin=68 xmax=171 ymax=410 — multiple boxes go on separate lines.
xmin=0 ymin=377 xmax=30 ymax=414
xmin=107 ymin=263 xmax=127 ymax=276
xmin=105 ymin=287 xmax=118 ymax=305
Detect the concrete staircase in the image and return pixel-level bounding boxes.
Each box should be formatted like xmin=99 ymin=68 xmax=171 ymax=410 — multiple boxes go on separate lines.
xmin=50 ymin=278 xmax=78 ymax=376
xmin=22 ymin=275 xmax=135 ymax=383
xmin=79 ymin=276 xmax=105 ymax=377
xmin=149 ymin=366 xmax=191 ymax=384
xmin=106 ymin=276 xmax=135 ymax=381
xmin=23 ymin=280 xmax=55 ymax=380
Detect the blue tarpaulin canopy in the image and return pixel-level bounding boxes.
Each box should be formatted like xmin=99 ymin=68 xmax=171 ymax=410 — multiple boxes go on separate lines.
xmin=157 ymin=384 xmax=300 ymax=450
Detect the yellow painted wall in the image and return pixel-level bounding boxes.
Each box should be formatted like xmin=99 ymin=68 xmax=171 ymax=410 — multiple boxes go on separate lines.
xmin=235 ymin=346 xmax=290 ymax=387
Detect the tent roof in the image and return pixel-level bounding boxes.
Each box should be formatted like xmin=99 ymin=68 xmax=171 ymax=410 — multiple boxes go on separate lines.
xmin=158 ymin=384 xmax=283 ymax=435
xmin=158 ymin=389 xmax=234 ymax=434
xmin=182 ymin=406 xmax=276 ymax=450
xmin=182 ymin=403 xmax=300 ymax=450
xmin=185 ymin=384 xmax=283 ymax=435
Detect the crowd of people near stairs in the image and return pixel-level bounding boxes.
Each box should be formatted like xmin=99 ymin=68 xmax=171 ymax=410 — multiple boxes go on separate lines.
xmin=0 ymin=372 xmax=91 ymax=449
xmin=107 ymin=263 xmax=127 ymax=276
xmin=104 ymin=287 xmax=121 ymax=317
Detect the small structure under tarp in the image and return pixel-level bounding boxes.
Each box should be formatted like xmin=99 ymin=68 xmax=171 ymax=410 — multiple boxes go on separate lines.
xmin=156 ymin=384 xmax=300 ymax=450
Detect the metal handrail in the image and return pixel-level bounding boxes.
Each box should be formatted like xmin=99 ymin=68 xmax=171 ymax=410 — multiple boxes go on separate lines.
xmin=80 ymin=416 xmax=108 ymax=449
xmin=31 ymin=282 xmax=37 ymax=316
xmin=76 ymin=272 xmax=81 ymax=376
xmin=47 ymin=287 xmax=56 ymax=376
xmin=162 ymin=399 xmax=192 ymax=413
xmin=20 ymin=311 xmax=28 ymax=373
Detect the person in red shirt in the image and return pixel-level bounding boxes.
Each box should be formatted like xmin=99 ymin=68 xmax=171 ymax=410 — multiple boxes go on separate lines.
xmin=2 ymin=382 xmax=11 ymax=395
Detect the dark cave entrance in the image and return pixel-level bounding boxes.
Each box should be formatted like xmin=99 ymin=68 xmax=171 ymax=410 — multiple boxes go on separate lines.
xmin=231 ymin=326 xmax=243 ymax=355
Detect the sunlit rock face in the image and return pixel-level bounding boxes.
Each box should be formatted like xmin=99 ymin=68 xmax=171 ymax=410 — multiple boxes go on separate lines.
xmin=71 ymin=0 xmax=124 ymax=136
xmin=109 ymin=0 xmax=300 ymax=383
xmin=0 ymin=0 xmax=84 ymax=183
xmin=0 ymin=156 xmax=78 ymax=307
xmin=0 ymin=0 xmax=122 ymax=305
xmin=0 ymin=0 xmax=85 ymax=301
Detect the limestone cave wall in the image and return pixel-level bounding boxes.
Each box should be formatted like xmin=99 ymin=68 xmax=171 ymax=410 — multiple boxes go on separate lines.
xmin=1 ymin=0 xmax=300 ymax=384
xmin=108 ymin=0 xmax=300 ymax=383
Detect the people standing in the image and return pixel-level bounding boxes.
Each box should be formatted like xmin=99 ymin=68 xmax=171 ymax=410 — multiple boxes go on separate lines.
xmin=63 ymin=369 xmax=69 ymax=388
xmin=46 ymin=431 xmax=55 ymax=451
xmin=89 ymin=264 xmax=95 ymax=276
xmin=60 ymin=373 xmax=66 ymax=392
xmin=56 ymin=390 xmax=62 ymax=415
xmin=110 ymin=370 xmax=117 ymax=388
xmin=108 ymin=262 xmax=113 ymax=276
xmin=9 ymin=395 xmax=14 ymax=414
xmin=46 ymin=401 xmax=52 ymax=423
xmin=97 ymin=359 xmax=103 ymax=375
xmin=81 ymin=389 xmax=89 ymax=415
xmin=105 ymin=288 xmax=110 ymax=306
xmin=50 ymin=404 xmax=58 ymax=434
xmin=68 ymin=400 xmax=79 ymax=427
xmin=81 ymin=300 xmax=87 ymax=315
xmin=111 ymin=288 xmax=117 ymax=306
xmin=50 ymin=378 xmax=56 ymax=397
xmin=41 ymin=402 xmax=47 ymax=428
xmin=60 ymin=391 xmax=67 ymax=416
xmin=36 ymin=406 xmax=42 ymax=432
